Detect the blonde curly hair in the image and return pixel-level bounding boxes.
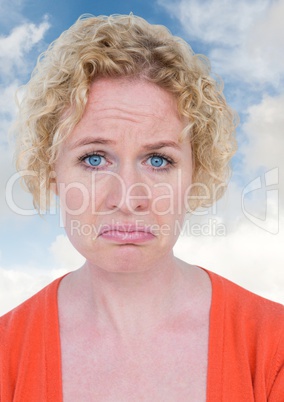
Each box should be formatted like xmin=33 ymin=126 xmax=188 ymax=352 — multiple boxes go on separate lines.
xmin=14 ymin=13 xmax=237 ymax=211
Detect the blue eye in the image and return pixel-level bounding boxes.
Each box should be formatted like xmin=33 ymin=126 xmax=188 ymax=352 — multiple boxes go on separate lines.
xmin=85 ymin=154 xmax=105 ymax=167
xmin=148 ymin=155 xmax=167 ymax=168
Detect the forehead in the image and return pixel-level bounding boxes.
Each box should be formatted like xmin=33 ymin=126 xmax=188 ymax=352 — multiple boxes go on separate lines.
xmin=86 ymin=78 xmax=181 ymax=125
xmin=65 ymin=77 xmax=187 ymax=148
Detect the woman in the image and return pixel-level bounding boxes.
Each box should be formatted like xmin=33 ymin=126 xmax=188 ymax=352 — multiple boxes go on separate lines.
xmin=1 ymin=14 xmax=283 ymax=401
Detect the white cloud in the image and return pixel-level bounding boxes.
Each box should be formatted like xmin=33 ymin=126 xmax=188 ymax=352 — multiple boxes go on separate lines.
xmin=0 ymin=82 xmax=19 ymax=123
xmin=241 ymin=93 xmax=284 ymax=174
xmin=0 ymin=141 xmax=41 ymax=222
xmin=0 ymin=17 xmax=50 ymax=79
xmin=0 ymin=82 xmax=19 ymax=147
xmin=0 ymin=267 xmax=54 ymax=315
xmin=159 ymin=0 xmax=269 ymax=47
xmin=0 ymin=145 xmax=16 ymax=219
xmin=0 ymin=265 xmax=68 ymax=315
xmin=0 ymin=235 xmax=84 ymax=316
xmin=173 ymin=152 xmax=283 ymax=304
xmin=158 ymin=0 xmax=284 ymax=86
xmin=49 ymin=234 xmax=85 ymax=269
xmin=245 ymin=0 xmax=284 ymax=82
xmin=174 ymin=216 xmax=284 ymax=304
xmin=0 ymin=17 xmax=51 ymax=221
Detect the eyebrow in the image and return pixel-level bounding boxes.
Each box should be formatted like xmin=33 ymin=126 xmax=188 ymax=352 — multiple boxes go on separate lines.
xmin=70 ymin=137 xmax=181 ymax=151
xmin=70 ymin=137 xmax=116 ymax=149
xmin=141 ymin=141 xmax=181 ymax=151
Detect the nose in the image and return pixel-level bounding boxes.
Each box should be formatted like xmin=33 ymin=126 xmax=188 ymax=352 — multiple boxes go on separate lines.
xmin=105 ymin=166 xmax=151 ymax=215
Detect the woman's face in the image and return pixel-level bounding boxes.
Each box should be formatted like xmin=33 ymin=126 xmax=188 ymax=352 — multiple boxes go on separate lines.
xmin=55 ymin=78 xmax=192 ymax=272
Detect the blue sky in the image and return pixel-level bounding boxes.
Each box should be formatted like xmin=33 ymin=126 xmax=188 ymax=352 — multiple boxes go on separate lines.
xmin=1 ymin=0 xmax=284 ymax=314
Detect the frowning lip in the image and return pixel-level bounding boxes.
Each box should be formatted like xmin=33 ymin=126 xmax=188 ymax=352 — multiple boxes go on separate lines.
xmin=98 ymin=224 xmax=156 ymax=243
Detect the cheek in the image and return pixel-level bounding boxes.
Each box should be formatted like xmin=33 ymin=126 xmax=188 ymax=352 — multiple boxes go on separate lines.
xmin=55 ymin=159 xmax=91 ymax=211
xmin=151 ymin=171 xmax=191 ymax=216
xmin=151 ymin=184 xmax=175 ymax=216
xmin=58 ymin=185 xmax=90 ymax=216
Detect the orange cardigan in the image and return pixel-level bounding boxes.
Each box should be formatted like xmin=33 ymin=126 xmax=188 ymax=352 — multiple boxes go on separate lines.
xmin=1 ymin=270 xmax=284 ymax=401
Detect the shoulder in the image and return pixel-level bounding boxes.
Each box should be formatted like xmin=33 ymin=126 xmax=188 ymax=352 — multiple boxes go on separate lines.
xmin=0 ymin=275 xmax=64 ymax=346
xmin=0 ymin=275 xmax=65 ymax=374
xmin=206 ymin=269 xmax=284 ymax=397
xmin=206 ymin=268 xmax=284 ymax=323
xmin=205 ymin=268 xmax=284 ymax=357
xmin=0 ymin=275 xmax=65 ymax=399
xmin=208 ymin=269 xmax=284 ymax=346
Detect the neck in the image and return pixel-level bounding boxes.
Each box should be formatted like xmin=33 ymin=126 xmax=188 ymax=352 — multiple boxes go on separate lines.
xmin=72 ymin=254 xmax=193 ymax=339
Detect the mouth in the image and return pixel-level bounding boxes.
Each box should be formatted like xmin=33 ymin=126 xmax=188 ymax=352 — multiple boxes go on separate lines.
xmin=98 ymin=224 xmax=156 ymax=244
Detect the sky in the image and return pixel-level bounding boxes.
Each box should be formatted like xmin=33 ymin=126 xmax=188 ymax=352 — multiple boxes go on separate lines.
xmin=0 ymin=0 xmax=284 ymax=315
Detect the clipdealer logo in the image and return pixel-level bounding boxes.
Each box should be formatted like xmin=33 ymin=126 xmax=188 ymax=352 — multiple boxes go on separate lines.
xmin=5 ymin=167 xmax=280 ymax=235
xmin=242 ymin=167 xmax=279 ymax=234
